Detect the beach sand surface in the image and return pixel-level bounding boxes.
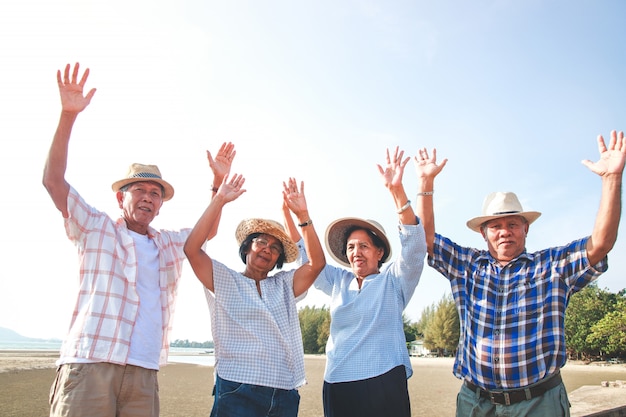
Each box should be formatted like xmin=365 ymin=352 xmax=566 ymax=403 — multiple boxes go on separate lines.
xmin=1 ymin=351 xmax=625 ymax=417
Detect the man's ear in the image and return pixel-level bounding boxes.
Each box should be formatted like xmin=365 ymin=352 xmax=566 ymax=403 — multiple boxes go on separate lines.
xmin=116 ymin=191 xmax=125 ymax=209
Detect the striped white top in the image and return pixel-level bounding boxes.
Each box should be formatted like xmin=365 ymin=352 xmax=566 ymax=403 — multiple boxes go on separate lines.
xmin=58 ymin=186 xmax=190 ymax=367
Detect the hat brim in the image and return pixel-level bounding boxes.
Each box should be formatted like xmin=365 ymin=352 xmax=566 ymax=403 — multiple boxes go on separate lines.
xmin=235 ymin=218 xmax=299 ymax=263
xmin=111 ymin=178 xmax=175 ymax=201
xmin=325 ymin=217 xmax=391 ymax=268
xmin=466 ymin=211 xmax=541 ymax=233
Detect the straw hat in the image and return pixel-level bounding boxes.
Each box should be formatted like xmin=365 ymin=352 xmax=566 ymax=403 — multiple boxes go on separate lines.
xmin=235 ymin=218 xmax=298 ymax=263
xmin=325 ymin=217 xmax=391 ymax=268
xmin=111 ymin=163 xmax=175 ymax=201
xmin=466 ymin=191 xmax=541 ymax=233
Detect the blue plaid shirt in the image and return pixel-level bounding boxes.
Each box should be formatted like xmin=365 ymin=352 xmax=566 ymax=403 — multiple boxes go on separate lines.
xmin=430 ymin=234 xmax=607 ymax=390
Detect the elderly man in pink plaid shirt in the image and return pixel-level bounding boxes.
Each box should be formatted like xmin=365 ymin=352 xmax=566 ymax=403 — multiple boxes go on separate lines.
xmin=42 ymin=62 xmax=231 ymax=417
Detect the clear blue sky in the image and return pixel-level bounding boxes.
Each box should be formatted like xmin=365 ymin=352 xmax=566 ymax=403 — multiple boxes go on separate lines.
xmin=1 ymin=0 xmax=625 ymax=342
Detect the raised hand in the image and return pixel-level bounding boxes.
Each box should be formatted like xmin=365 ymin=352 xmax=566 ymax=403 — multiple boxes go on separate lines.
xmin=216 ymin=173 xmax=246 ymax=202
xmin=377 ymin=146 xmax=410 ymax=189
xmin=414 ymin=148 xmax=447 ymax=180
xmin=207 ymin=142 xmax=236 ymax=180
xmin=57 ymin=63 xmax=96 ymax=114
xmin=582 ymin=130 xmax=626 ymax=177
xmin=282 ymin=177 xmax=308 ymax=215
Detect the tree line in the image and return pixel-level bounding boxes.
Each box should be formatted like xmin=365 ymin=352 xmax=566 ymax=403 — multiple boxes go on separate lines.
xmin=297 ymin=284 xmax=626 ymax=360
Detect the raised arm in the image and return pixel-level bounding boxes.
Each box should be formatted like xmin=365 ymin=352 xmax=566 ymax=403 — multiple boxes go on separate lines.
xmin=42 ymin=63 xmax=97 ymax=217
xmin=204 ymin=142 xmax=236 ymax=239
xmin=184 ymin=174 xmax=246 ymax=292
xmin=282 ymin=200 xmax=302 ymax=244
xmin=283 ymin=178 xmax=326 ymax=297
xmin=207 ymin=142 xmax=236 ymax=194
xmin=581 ymin=130 xmax=625 ymax=266
xmin=377 ymin=146 xmax=417 ymax=226
xmin=413 ymin=148 xmax=447 ymax=257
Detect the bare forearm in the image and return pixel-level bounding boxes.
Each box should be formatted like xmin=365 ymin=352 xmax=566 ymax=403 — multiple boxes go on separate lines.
xmin=293 ymin=213 xmax=326 ymax=297
xmin=388 ymin=184 xmax=418 ymax=226
xmin=185 ymin=196 xmax=226 ymax=254
xmin=299 ymin=215 xmax=324 ymax=270
xmin=415 ymin=178 xmax=435 ymax=256
xmin=42 ymin=111 xmax=79 ymax=215
xmin=588 ymin=174 xmax=622 ymax=265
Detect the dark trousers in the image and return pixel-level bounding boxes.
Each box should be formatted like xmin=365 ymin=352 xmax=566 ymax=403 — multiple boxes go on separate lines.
xmin=322 ymin=365 xmax=411 ymax=417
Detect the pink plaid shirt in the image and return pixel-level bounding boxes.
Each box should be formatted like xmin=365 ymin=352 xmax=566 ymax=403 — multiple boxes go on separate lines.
xmin=59 ymin=186 xmax=190 ymax=367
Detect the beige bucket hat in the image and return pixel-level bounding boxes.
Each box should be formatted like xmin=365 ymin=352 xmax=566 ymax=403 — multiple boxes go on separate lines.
xmin=325 ymin=217 xmax=391 ymax=267
xmin=111 ymin=163 xmax=175 ymax=201
xmin=235 ymin=218 xmax=299 ymax=263
xmin=466 ymin=191 xmax=541 ymax=232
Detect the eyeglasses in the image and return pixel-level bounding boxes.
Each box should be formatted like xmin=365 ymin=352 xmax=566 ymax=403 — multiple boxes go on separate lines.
xmin=252 ymin=237 xmax=283 ymax=256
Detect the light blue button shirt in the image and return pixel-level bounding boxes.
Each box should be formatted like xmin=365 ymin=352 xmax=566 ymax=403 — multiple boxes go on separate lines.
xmin=314 ymin=222 xmax=426 ymax=383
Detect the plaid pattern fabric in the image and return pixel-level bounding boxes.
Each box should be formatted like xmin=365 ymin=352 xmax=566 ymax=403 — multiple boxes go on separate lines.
xmin=205 ymin=261 xmax=306 ymax=390
xmin=59 ymin=187 xmax=190 ymax=366
xmin=314 ymin=223 xmax=426 ymax=383
xmin=430 ymin=233 xmax=607 ymax=390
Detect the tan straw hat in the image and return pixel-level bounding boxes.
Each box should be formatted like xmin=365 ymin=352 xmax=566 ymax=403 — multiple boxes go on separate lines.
xmin=325 ymin=217 xmax=391 ymax=268
xmin=111 ymin=163 xmax=175 ymax=201
xmin=235 ymin=218 xmax=299 ymax=263
xmin=466 ymin=191 xmax=541 ymax=233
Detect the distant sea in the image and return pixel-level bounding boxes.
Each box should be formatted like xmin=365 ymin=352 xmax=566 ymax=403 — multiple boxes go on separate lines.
xmin=0 ymin=341 xmax=215 ymax=367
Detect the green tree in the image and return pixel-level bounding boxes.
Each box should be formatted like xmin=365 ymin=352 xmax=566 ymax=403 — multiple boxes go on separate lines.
xmin=416 ymin=302 xmax=436 ymax=339
xmin=587 ymin=299 xmax=626 ymax=357
xmin=317 ymin=312 xmax=331 ymax=352
xmin=298 ymin=305 xmax=330 ymax=354
xmin=423 ymin=294 xmax=459 ymax=356
xmin=403 ymin=313 xmax=419 ymax=343
xmin=565 ymin=285 xmax=618 ymax=360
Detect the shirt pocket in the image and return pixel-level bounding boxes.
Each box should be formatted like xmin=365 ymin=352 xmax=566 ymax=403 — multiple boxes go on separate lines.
xmin=511 ymin=277 xmax=548 ymax=319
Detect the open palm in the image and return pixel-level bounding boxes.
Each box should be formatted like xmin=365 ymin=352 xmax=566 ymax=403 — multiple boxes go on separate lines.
xmin=582 ymin=131 xmax=626 ymax=176
xmin=57 ymin=63 xmax=96 ymax=113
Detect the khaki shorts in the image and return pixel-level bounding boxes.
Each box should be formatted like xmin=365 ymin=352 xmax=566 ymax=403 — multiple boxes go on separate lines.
xmin=49 ymin=362 xmax=159 ymax=417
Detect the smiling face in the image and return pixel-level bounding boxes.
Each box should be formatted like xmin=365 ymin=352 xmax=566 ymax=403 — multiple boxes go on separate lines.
xmin=244 ymin=233 xmax=283 ymax=277
xmin=117 ymin=181 xmax=164 ymax=234
xmin=480 ymin=215 xmax=529 ymax=265
xmin=345 ymin=229 xmax=385 ymax=279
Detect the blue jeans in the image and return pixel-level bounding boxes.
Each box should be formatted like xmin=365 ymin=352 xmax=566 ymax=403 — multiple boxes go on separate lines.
xmin=210 ymin=373 xmax=300 ymax=417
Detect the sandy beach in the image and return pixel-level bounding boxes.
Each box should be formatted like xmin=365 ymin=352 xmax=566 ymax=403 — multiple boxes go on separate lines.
xmin=0 ymin=350 xmax=624 ymax=417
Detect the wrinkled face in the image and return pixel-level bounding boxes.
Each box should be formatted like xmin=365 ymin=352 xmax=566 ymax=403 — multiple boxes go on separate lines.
xmin=346 ymin=229 xmax=384 ymax=279
xmin=117 ymin=181 xmax=164 ymax=232
xmin=246 ymin=234 xmax=283 ymax=270
xmin=480 ymin=215 xmax=529 ymax=265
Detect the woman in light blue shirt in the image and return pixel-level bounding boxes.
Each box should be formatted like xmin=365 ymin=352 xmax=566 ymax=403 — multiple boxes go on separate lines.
xmin=314 ymin=147 xmax=427 ymax=417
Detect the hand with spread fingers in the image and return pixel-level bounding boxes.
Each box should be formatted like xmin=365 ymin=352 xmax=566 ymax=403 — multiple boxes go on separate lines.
xmin=57 ymin=62 xmax=97 ymax=114
xmin=207 ymin=142 xmax=237 ymax=186
xmin=377 ymin=146 xmax=410 ymax=190
xmin=582 ymin=130 xmax=626 ymax=177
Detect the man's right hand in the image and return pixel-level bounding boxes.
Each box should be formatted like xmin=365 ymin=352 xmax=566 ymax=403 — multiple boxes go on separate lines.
xmin=57 ymin=62 xmax=96 ymax=114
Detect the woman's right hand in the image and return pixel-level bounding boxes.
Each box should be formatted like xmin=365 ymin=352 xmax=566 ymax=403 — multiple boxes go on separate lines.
xmin=216 ymin=173 xmax=246 ymax=203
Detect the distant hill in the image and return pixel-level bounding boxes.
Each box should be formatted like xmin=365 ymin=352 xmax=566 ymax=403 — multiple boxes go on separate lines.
xmin=0 ymin=327 xmax=61 ymax=343
xmin=0 ymin=327 xmax=31 ymax=341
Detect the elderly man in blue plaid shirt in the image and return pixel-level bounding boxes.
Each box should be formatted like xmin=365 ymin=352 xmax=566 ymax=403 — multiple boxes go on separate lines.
xmin=414 ymin=131 xmax=625 ymax=417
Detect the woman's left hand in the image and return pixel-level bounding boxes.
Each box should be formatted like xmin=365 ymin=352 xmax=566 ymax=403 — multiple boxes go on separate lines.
xmin=378 ymin=146 xmax=410 ymax=189
xmin=283 ymin=177 xmax=308 ymax=215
